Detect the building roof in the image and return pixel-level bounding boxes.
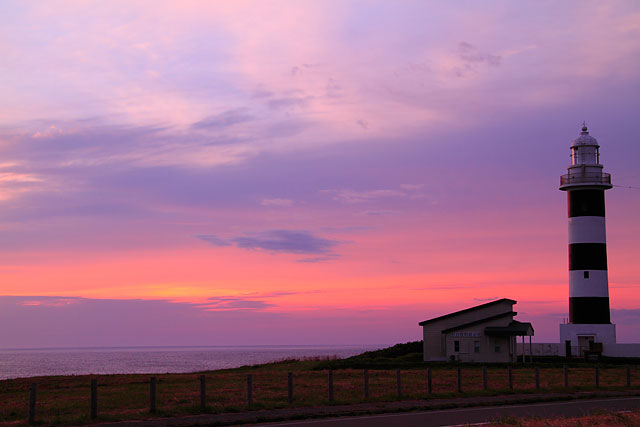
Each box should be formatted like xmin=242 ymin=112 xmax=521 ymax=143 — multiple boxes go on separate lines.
xmin=441 ymin=311 xmax=517 ymax=333
xmin=485 ymin=320 xmax=534 ymax=337
xmin=418 ymin=298 xmax=516 ymax=326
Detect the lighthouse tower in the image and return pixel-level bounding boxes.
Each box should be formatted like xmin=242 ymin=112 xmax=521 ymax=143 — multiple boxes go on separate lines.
xmin=559 ymin=124 xmax=616 ymax=357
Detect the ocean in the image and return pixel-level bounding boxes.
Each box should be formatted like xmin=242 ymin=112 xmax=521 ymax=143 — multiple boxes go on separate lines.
xmin=0 ymin=345 xmax=382 ymax=380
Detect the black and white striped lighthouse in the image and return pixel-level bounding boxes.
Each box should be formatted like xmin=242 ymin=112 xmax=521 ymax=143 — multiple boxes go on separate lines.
xmin=559 ymin=124 xmax=612 ymax=325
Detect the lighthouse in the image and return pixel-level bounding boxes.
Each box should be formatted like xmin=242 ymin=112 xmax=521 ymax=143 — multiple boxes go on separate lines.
xmin=559 ymin=124 xmax=616 ymax=357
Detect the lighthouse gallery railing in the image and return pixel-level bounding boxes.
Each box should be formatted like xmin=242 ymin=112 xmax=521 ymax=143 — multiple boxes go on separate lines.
xmin=560 ymin=173 xmax=611 ymax=186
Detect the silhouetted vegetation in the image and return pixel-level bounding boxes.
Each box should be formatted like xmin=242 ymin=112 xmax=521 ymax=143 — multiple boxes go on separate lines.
xmin=314 ymin=341 xmax=424 ymax=370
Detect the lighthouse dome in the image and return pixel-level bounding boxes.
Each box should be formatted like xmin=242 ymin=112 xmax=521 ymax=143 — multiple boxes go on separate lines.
xmin=571 ymin=125 xmax=599 ymax=147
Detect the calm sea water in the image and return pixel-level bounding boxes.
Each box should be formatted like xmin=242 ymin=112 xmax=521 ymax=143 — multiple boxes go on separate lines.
xmin=0 ymin=345 xmax=382 ymax=380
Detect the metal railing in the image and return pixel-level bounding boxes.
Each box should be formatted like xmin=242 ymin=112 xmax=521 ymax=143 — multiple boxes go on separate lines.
xmin=560 ymin=173 xmax=611 ymax=186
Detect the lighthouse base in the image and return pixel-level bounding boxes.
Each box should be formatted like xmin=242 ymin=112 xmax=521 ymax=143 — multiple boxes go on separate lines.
xmin=559 ymin=323 xmax=616 ymax=357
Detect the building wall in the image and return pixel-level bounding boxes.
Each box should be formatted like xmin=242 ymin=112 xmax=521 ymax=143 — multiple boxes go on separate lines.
xmin=605 ymin=344 xmax=640 ymax=357
xmin=516 ymin=343 xmax=640 ymax=358
xmin=559 ymin=323 xmax=616 ymax=356
xmin=422 ymin=300 xmax=514 ymax=361
xmin=517 ymin=342 xmax=560 ymax=356
xmin=444 ymin=315 xmax=514 ymax=363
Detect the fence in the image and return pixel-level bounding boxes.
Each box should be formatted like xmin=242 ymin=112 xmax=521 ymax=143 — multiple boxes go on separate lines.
xmin=17 ymin=365 xmax=638 ymax=425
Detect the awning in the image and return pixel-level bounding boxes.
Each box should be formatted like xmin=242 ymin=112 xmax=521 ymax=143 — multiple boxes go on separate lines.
xmin=485 ymin=321 xmax=534 ymax=337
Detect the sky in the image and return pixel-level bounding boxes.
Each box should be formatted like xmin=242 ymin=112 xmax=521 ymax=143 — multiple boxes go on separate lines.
xmin=1 ymin=1 xmax=639 ymax=348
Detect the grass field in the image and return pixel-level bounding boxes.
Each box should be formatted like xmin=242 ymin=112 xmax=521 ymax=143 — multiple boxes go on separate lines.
xmin=1 ymin=359 xmax=640 ymax=426
xmin=491 ymin=409 xmax=640 ymax=426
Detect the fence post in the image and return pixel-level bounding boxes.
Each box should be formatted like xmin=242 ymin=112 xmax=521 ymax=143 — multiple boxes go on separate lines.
xmin=595 ymin=365 xmax=600 ymax=388
xmin=328 ymin=369 xmax=334 ymax=402
xmin=149 ymin=377 xmax=156 ymax=413
xmin=427 ymin=367 xmax=432 ymax=394
xmin=396 ymin=369 xmax=402 ymax=398
xmin=627 ymin=366 xmax=631 ymax=387
xmin=288 ymin=372 xmax=293 ymax=404
xmin=564 ymin=365 xmax=569 ymax=388
xmin=28 ymin=383 xmax=36 ymax=426
xmin=457 ymin=367 xmax=462 ymax=393
xmin=90 ymin=378 xmax=98 ymax=419
xmin=247 ymin=374 xmax=253 ymax=407
xmin=483 ymin=366 xmax=488 ymax=390
xmin=363 ymin=369 xmax=369 ymax=399
xmin=535 ymin=366 xmax=540 ymax=389
xmin=508 ymin=366 xmax=513 ymax=390
xmin=199 ymin=375 xmax=206 ymax=411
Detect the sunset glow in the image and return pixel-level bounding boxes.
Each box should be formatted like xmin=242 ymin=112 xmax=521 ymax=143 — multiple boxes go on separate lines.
xmin=1 ymin=1 xmax=639 ymax=347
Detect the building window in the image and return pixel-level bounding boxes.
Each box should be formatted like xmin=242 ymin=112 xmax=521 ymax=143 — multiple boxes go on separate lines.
xmin=474 ymin=341 xmax=480 ymax=353
xmin=454 ymin=340 xmax=460 ymax=352
xmin=495 ymin=343 xmax=501 ymax=353
xmin=584 ymin=271 xmax=590 ymax=279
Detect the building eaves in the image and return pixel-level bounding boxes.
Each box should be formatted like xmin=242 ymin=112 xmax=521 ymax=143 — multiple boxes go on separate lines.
xmin=418 ymin=298 xmax=517 ymax=326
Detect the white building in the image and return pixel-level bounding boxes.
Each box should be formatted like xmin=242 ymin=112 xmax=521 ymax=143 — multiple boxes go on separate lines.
xmin=419 ymin=299 xmax=533 ymax=363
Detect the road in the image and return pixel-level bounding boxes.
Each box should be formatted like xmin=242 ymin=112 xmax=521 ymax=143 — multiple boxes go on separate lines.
xmin=261 ymin=396 xmax=640 ymax=426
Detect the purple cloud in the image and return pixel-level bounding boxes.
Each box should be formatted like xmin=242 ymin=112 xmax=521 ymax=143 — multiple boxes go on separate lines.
xmin=296 ymin=255 xmax=340 ymax=263
xmin=196 ymin=235 xmax=232 ymax=247
xmin=0 ymin=295 xmax=420 ymax=348
xmin=232 ymin=230 xmax=339 ymax=254
xmin=267 ymin=96 xmax=312 ymax=110
xmin=0 ymin=295 xmax=283 ymax=348
xmin=191 ymin=109 xmax=254 ymax=130
xmin=458 ymin=41 xmax=502 ymax=66
xmin=198 ymin=230 xmax=341 ymax=255
xmin=362 ymin=210 xmax=400 ymax=216
xmin=201 ymin=297 xmax=275 ymax=310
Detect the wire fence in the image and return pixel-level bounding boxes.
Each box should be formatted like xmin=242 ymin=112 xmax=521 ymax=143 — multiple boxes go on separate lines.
xmin=9 ymin=365 xmax=639 ymax=425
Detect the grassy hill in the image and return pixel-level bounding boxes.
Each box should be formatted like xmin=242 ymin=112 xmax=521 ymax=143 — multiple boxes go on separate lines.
xmin=314 ymin=341 xmax=424 ymax=370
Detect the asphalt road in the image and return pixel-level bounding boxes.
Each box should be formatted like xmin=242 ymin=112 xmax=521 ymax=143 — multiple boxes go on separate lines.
xmin=261 ymin=397 xmax=640 ymax=426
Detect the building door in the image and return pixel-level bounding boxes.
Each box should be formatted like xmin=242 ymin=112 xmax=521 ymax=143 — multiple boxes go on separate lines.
xmin=577 ymin=335 xmax=594 ymax=357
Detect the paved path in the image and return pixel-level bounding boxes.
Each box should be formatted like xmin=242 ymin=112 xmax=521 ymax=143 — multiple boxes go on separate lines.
xmin=262 ymin=397 xmax=640 ymax=426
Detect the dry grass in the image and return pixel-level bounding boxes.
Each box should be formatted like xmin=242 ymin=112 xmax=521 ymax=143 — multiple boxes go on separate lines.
xmin=490 ymin=409 xmax=640 ymax=426
xmin=0 ymin=363 xmax=638 ymax=425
